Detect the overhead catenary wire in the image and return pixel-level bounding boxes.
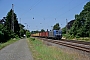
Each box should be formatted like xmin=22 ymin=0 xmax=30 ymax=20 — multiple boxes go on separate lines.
xmin=30 ymin=0 xmax=43 ymax=10
xmin=15 ymin=0 xmax=89 ymax=30
xmin=55 ymin=0 xmax=88 ymax=19
xmin=43 ymin=0 xmax=88 ymax=21
xmin=30 ymin=0 xmax=43 ymax=20
xmin=16 ymin=0 xmax=43 ymax=17
xmin=41 ymin=0 xmax=72 ymax=29
xmin=44 ymin=0 xmax=73 ymax=19
xmin=35 ymin=0 xmax=88 ymax=31
xmin=43 ymin=0 xmax=88 ymax=29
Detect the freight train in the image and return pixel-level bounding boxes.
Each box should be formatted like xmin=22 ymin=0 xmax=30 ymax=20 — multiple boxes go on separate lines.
xmin=31 ymin=30 xmax=62 ymax=40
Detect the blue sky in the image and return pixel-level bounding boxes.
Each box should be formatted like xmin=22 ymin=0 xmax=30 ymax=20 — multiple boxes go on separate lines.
xmin=0 ymin=0 xmax=89 ymax=31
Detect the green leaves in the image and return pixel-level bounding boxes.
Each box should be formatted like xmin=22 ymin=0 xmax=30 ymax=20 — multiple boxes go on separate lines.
xmin=69 ymin=2 xmax=90 ymax=37
xmin=41 ymin=29 xmax=45 ymax=32
xmin=26 ymin=30 xmax=31 ymax=38
xmin=53 ymin=23 xmax=60 ymax=30
xmin=84 ymin=2 xmax=90 ymax=11
xmin=62 ymin=27 xmax=66 ymax=34
xmin=0 ymin=9 xmax=26 ymax=42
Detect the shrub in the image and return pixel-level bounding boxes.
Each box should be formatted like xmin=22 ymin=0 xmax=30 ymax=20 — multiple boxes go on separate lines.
xmin=26 ymin=30 xmax=31 ymax=38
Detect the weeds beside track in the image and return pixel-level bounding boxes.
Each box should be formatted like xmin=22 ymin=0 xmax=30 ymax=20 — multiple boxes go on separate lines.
xmin=39 ymin=38 xmax=90 ymax=53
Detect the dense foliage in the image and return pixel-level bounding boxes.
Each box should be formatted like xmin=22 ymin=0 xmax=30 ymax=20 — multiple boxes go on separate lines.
xmin=53 ymin=23 xmax=60 ymax=30
xmin=0 ymin=9 xmax=27 ymax=42
xmin=40 ymin=29 xmax=45 ymax=32
xmin=19 ymin=23 xmax=26 ymax=37
xmin=62 ymin=2 xmax=90 ymax=37
xmin=31 ymin=30 xmax=39 ymax=34
xmin=31 ymin=29 xmax=45 ymax=34
xmin=26 ymin=30 xmax=31 ymax=38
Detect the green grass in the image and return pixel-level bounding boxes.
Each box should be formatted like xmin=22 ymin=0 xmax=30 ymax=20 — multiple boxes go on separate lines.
xmin=75 ymin=37 xmax=90 ymax=42
xmin=0 ymin=38 xmax=20 ymax=50
xmin=63 ymin=34 xmax=90 ymax=42
xmin=27 ymin=37 xmax=75 ymax=60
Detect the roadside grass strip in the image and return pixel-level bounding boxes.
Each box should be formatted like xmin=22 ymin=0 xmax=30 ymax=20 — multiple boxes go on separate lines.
xmin=63 ymin=34 xmax=90 ymax=42
xmin=0 ymin=38 xmax=20 ymax=50
xmin=76 ymin=37 xmax=90 ymax=42
xmin=28 ymin=37 xmax=75 ymax=60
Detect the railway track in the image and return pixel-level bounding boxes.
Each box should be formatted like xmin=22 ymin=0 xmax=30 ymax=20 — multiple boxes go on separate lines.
xmin=38 ymin=38 xmax=90 ymax=53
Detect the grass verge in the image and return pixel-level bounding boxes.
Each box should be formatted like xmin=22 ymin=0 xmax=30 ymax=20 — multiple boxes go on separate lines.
xmin=27 ymin=37 xmax=75 ymax=60
xmin=63 ymin=34 xmax=90 ymax=42
xmin=0 ymin=38 xmax=20 ymax=50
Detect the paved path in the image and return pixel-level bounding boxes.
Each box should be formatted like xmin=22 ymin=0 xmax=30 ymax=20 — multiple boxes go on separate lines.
xmin=0 ymin=39 xmax=33 ymax=60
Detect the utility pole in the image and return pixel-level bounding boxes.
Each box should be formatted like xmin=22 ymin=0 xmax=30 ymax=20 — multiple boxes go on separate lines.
xmin=66 ymin=19 xmax=68 ymax=34
xmin=12 ymin=4 xmax=14 ymax=32
xmin=20 ymin=18 xmax=21 ymax=37
xmin=24 ymin=23 xmax=28 ymax=30
xmin=27 ymin=24 xmax=28 ymax=30
xmin=60 ymin=24 xmax=62 ymax=30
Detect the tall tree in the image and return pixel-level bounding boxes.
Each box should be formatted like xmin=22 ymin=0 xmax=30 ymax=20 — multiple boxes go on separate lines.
xmin=53 ymin=23 xmax=60 ymax=30
xmin=41 ymin=29 xmax=45 ymax=32
xmin=62 ymin=27 xmax=66 ymax=34
xmin=70 ymin=1 xmax=90 ymax=37
xmin=14 ymin=14 xmax=20 ymax=36
xmin=0 ymin=9 xmax=26 ymax=42
xmin=19 ymin=23 xmax=25 ymax=37
xmin=4 ymin=9 xmax=20 ymax=37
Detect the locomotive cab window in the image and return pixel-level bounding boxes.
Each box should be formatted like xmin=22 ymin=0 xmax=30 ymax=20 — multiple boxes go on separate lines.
xmin=56 ymin=31 xmax=58 ymax=34
xmin=59 ymin=31 xmax=61 ymax=34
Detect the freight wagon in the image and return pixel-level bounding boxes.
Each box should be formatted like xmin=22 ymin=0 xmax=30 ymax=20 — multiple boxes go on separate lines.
xmin=31 ymin=30 xmax=62 ymax=40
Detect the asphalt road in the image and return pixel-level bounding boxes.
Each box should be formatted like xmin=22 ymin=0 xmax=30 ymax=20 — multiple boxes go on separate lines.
xmin=0 ymin=39 xmax=33 ymax=60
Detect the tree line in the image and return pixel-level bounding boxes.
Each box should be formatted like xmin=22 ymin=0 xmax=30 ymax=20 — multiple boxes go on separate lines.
xmin=31 ymin=23 xmax=61 ymax=34
xmin=62 ymin=1 xmax=90 ymax=38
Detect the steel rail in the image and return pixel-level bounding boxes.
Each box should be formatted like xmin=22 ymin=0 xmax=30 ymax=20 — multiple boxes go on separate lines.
xmin=39 ymin=38 xmax=90 ymax=53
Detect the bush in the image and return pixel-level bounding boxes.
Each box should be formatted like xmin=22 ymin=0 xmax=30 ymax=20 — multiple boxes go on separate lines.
xmin=75 ymin=35 xmax=80 ymax=38
xmin=63 ymin=34 xmax=74 ymax=39
xmin=30 ymin=38 xmax=35 ymax=41
xmin=26 ymin=30 xmax=31 ymax=38
xmin=15 ymin=34 xmax=19 ymax=39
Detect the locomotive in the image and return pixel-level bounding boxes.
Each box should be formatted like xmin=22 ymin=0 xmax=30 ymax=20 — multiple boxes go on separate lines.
xmin=31 ymin=30 xmax=62 ymax=40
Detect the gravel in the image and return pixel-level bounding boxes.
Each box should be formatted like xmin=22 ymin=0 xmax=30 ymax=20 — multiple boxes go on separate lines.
xmin=44 ymin=41 xmax=90 ymax=60
xmin=0 ymin=39 xmax=33 ymax=60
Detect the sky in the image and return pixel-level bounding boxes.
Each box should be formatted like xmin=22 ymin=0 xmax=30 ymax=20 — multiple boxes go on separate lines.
xmin=0 ymin=0 xmax=89 ymax=31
